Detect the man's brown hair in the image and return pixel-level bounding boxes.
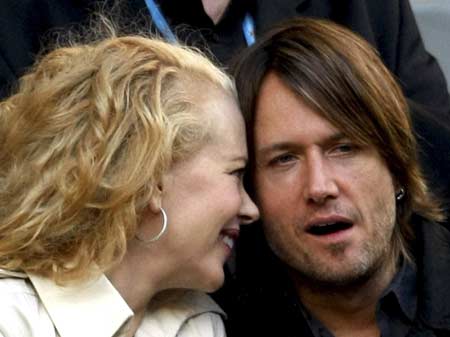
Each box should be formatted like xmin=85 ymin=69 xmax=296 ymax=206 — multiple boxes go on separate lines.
xmin=233 ymin=18 xmax=444 ymax=263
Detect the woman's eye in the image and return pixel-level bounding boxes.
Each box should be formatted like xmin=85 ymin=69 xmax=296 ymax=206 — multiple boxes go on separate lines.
xmin=231 ymin=168 xmax=246 ymax=180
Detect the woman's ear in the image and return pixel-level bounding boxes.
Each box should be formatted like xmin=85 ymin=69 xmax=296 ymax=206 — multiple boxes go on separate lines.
xmin=148 ymin=183 xmax=163 ymax=213
xmin=149 ymin=170 xmax=173 ymax=212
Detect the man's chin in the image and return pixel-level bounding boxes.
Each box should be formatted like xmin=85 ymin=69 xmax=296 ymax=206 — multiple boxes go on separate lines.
xmin=291 ymin=257 xmax=379 ymax=290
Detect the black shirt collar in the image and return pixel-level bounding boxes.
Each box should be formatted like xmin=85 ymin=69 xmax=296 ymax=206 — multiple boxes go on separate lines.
xmin=380 ymin=260 xmax=417 ymax=322
xmin=297 ymin=261 xmax=418 ymax=337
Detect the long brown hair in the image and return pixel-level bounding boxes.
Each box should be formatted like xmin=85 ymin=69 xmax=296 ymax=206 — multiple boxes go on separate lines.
xmin=233 ymin=18 xmax=444 ymax=263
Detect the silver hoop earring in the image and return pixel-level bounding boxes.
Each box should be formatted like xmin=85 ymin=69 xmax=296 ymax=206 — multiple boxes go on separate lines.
xmin=136 ymin=207 xmax=168 ymax=243
xmin=396 ymin=188 xmax=405 ymax=201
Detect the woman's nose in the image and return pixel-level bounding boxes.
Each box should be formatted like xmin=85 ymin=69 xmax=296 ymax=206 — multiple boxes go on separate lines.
xmin=239 ymin=189 xmax=260 ymax=224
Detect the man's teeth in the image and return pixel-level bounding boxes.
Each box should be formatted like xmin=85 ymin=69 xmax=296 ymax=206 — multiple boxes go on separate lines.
xmin=223 ymin=235 xmax=234 ymax=249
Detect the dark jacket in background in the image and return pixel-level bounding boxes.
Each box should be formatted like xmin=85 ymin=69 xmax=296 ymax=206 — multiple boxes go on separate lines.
xmin=0 ymin=0 xmax=449 ymax=206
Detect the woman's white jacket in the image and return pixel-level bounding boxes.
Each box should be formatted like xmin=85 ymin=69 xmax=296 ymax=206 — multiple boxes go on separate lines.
xmin=0 ymin=269 xmax=226 ymax=337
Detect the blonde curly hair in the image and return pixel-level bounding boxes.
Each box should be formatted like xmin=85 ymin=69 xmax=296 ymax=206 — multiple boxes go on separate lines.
xmin=0 ymin=35 xmax=235 ymax=283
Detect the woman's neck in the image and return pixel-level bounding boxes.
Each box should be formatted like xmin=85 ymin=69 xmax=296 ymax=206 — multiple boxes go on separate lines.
xmin=105 ymin=243 xmax=169 ymax=324
xmin=106 ymin=262 xmax=155 ymax=313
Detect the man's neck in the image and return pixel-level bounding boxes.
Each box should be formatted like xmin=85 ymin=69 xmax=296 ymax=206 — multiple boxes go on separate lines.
xmin=292 ymin=260 xmax=397 ymax=337
xmin=201 ymin=0 xmax=231 ymax=24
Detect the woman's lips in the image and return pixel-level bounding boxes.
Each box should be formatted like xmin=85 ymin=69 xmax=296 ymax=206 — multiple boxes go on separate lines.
xmin=220 ymin=228 xmax=240 ymax=250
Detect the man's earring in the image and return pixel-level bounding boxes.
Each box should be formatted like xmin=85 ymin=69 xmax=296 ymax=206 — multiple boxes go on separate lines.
xmin=396 ymin=188 xmax=405 ymax=201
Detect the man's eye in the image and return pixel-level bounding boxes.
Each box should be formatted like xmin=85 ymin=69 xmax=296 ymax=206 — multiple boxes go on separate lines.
xmin=269 ymin=154 xmax=296 ymax=166
xmin=332 ymin=143 xmax=357 ymax=154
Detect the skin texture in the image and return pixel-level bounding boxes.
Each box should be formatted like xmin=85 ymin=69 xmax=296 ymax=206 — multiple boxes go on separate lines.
xmin=108 ymin=89 xmax=259 ymax=335
xmin=253 ymin=73 xmax=397 ymax=289
xmin=155 ymin=88 xmax=259 ymax=292
xmin=201 ymin=0 xmax=231 ymax=24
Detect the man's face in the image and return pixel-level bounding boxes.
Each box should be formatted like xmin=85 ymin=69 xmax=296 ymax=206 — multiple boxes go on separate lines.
xmin=253 ymin=73 xmax=397 ymax=286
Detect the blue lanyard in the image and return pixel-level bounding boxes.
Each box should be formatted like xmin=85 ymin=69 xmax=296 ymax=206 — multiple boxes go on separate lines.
xmin=144 ymin=0 xmax=177 ymax=43
xmin=144 ymin=0 xmax=256 ymax=46
xmin=242 ymin=12 xmax=255 ymax=46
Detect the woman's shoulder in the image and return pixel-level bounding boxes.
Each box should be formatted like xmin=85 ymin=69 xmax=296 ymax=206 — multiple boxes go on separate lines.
xmin=0 ymin=270 xmax=57 ymax=336
xmin=139 ymin=290 xmax=226 ymax=337
xmin=0 ymin=269 xmax=37 ymax=300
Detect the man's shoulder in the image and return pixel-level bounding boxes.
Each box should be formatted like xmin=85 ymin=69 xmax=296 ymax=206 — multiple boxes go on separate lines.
xmin=414 ymin=217 xmax=450 ymax=333
xmin=415 ymin=216 xmax=450 ymax=243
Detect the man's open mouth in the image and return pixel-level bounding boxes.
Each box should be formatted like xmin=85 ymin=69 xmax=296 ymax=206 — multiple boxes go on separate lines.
xmin=307 ymin=221 xmax=353 ymax=236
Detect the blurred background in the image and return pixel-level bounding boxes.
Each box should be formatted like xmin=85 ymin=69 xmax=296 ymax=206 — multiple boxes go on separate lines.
xmin=411 ymin=0 xmax=450 ymax=91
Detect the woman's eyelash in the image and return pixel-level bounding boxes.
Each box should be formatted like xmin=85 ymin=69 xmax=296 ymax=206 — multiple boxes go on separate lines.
xmin=231 ymin=168 xmax=246 ymax=178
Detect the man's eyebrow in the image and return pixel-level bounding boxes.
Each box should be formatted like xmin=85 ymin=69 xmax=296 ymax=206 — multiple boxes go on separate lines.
xmin=256 ymin=142 xmax=299 ymax=158
xmin=255 ymin=132 xmax=348 ymax=157
xmin=325 ymin=132 xmax=347 ymax=145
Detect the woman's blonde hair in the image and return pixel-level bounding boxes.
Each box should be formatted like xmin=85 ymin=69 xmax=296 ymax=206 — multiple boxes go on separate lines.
xmin=0 ymin=34 xmax=235 ymax=283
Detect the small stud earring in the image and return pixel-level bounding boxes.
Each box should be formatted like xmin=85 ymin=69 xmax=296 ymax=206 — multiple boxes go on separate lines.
xmin=396 ymin=188 xmax=405 ymax=201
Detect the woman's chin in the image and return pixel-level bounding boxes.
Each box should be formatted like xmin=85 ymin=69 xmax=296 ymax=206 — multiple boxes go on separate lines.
xmin=198 ymin=268 xmax=225 ymax=293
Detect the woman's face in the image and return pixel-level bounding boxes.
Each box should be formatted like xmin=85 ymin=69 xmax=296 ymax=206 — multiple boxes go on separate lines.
xmin=149 ymin=89 xmax=259 ymax=292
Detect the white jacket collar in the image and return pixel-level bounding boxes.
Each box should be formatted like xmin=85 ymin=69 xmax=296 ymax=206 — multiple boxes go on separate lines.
xmin=0 ymin=269 xmax=225 ymax=337
xmin=28 ymin=272 xmax=133 ymax=337
xmin=140 ymin=289 xmax=225 ymax=336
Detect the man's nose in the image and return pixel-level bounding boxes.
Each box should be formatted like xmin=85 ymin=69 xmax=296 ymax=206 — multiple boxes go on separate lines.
xmin=303 ymin=153 xmax=339 ymax=204
xmin=239 ymin=189 xmax=260 ymax=225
